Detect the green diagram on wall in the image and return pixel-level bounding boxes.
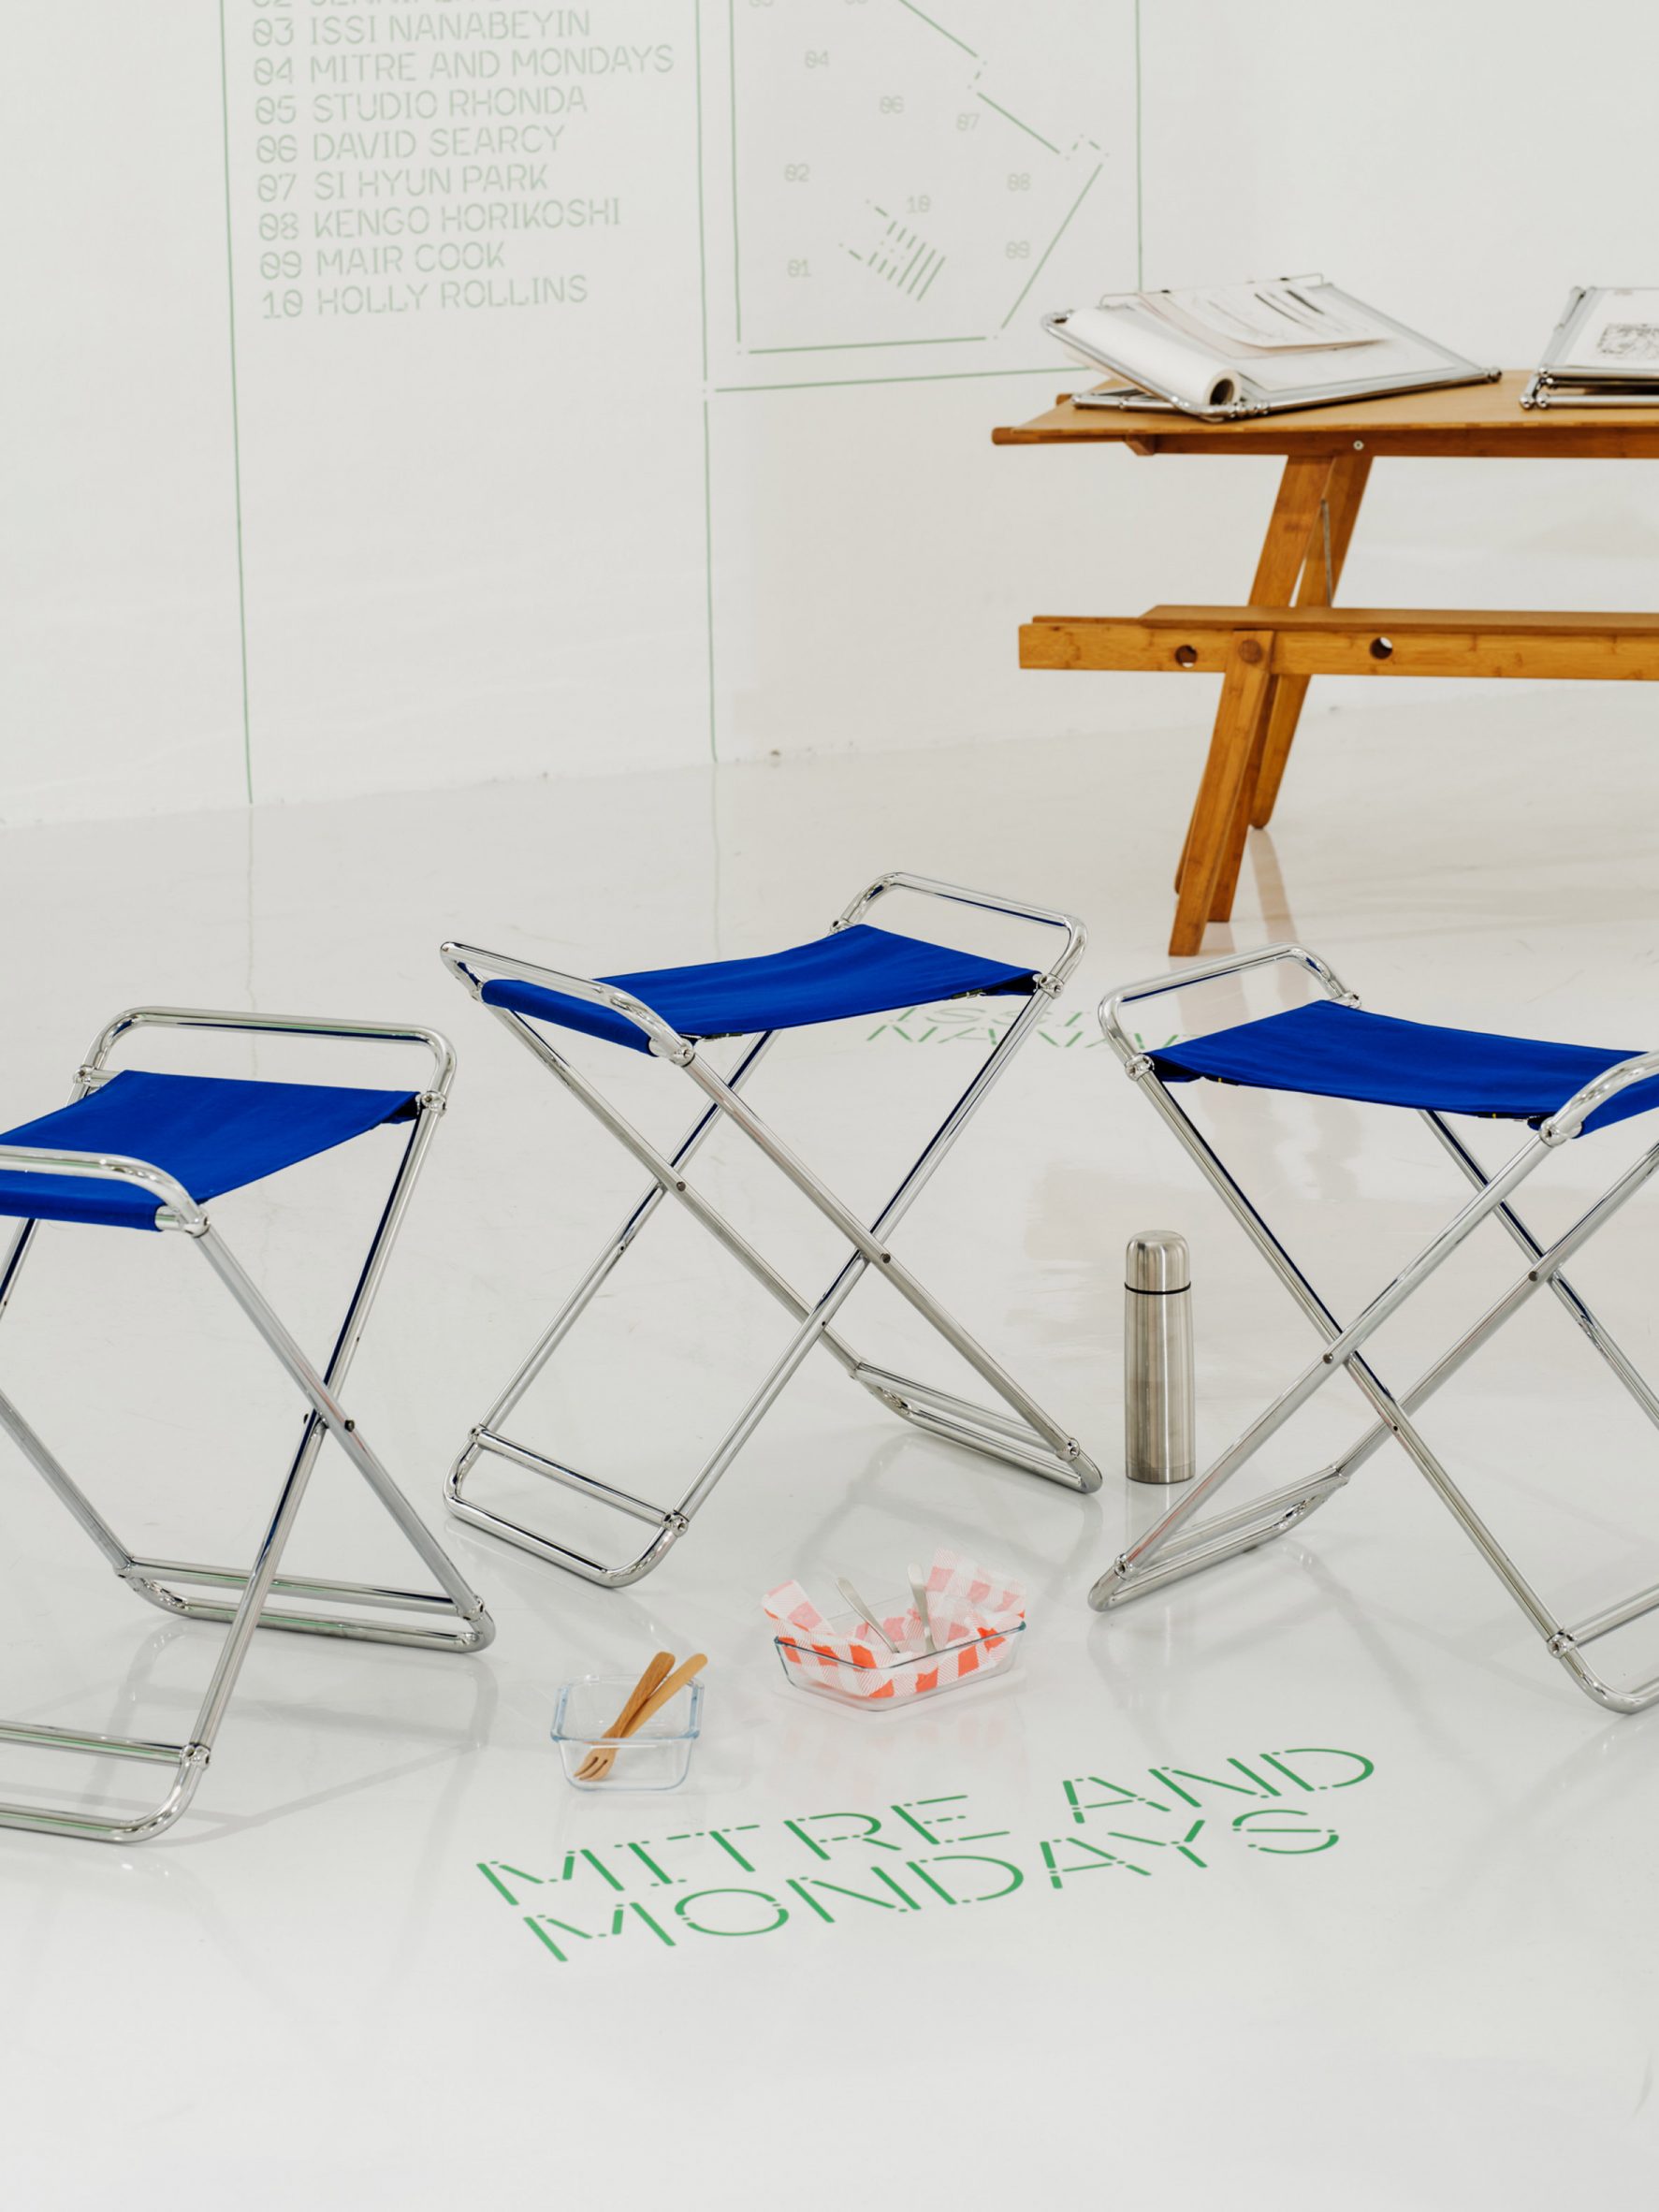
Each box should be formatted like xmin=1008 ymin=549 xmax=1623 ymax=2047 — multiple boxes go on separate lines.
xmin=702 ymin=0 xmax=1137 ymax=379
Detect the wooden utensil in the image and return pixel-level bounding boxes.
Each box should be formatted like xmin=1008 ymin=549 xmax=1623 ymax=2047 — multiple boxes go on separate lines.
xmin=575 ymin=1651 xmax=673 ymax=1782
xmin=578 ymin=1652 xmax=707 ymax=1783
xmin=574 ymin=1652 xmax=672 ymax=1782
xmin=625 ymin=1652 xmax=706 ymax=1733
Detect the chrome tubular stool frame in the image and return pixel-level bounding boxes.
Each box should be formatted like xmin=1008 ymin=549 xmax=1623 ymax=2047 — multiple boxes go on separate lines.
xmin=1090 ymin=942 xmax=1659 ymax=1714
xmin=0 ymin=1006 xmax=493 ymax=1844
xmin=442 ymin=871 xmax=1101 ymax=1588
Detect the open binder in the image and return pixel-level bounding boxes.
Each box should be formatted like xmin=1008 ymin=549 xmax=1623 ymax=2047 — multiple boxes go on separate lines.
xmin=1045 ymin=276 xmax=1496 ymax=422
xmin=1522 ymin=287 xmax=1659 ymax=409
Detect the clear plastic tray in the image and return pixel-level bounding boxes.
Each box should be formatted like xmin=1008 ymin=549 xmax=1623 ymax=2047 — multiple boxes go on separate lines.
xmin=550 ymin=1676 xmax=704 ymax=1790
xmin=774 ymin=1604 xmax=1024 ymax=1708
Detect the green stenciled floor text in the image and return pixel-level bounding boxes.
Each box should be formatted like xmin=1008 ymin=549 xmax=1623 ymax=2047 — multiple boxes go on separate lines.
xmin=476 ymin=1745 xmax=1375 ymax=1964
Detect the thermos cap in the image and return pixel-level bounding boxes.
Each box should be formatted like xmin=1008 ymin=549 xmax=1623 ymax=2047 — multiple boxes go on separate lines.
xmin=1125 ymin=1230 xmax=1190 ymax=1295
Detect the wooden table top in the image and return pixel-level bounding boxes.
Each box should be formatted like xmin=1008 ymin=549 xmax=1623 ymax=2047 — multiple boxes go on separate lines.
xmin=992 ymin=371 xmax=1659 ymax=459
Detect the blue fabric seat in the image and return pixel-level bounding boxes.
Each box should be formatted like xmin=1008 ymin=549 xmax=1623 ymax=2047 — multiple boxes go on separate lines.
xmin=0 ymin=1070 xmax=419 ymax=1230
xmin=480 ymin=923 xmax=1038 ymax=1054
xmin=1150 ymin=999 xmax=1659 ymax=1136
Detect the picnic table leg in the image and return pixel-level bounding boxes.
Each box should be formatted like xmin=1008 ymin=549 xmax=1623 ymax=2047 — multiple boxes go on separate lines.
xmin=1169 ymin=632 xmax=1275 ymax=958
xmin=1206 ymin=657 xmax=1283 ymax=924
xmin=1174 ymin=455 xmax=1333 ymax=900
xmin=1249 ymin=449 xmax=1373 ymax=829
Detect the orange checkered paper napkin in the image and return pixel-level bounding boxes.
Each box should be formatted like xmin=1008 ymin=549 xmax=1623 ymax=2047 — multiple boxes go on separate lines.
xmin=763 ymin=1549 xmax=1026 ymax=1703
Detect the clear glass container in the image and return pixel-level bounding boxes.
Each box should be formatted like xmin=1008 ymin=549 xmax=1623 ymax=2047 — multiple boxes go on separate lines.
xmin=550 ymin=1676 xmax=704 ymax=1790
xmin=773 ymin=1605 xmax=1024 ymax=1709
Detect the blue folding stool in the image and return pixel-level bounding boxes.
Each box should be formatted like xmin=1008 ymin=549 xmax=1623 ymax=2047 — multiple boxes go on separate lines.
xmin=0 ymin=1004 xmax=492 ymax=1843
xmin=1093 ymin=941 xmax=1659 ymax=1712
xmin=442 ymin=871 xmax=1102 ymax=1587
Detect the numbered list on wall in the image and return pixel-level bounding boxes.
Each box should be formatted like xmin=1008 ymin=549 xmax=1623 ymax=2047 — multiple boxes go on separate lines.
xmin=229 ymin=2 xmax=673 ymax=324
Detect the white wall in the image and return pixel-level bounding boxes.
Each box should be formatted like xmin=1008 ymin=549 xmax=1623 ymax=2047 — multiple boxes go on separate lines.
xmin=4 ymin=0 xmax=1657 ymax=826
xmin=1141 ymin=0 xmax=1659 ymax=627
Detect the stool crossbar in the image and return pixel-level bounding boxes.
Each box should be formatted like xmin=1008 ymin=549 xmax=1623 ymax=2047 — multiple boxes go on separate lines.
xmin=1091 ymin=942 xmax=1659 ymax=1714
xmin=0 ymin=1005 xmax=492 ymax=1843
xmin=442 ymin=871 xmax=1101 ymax=1587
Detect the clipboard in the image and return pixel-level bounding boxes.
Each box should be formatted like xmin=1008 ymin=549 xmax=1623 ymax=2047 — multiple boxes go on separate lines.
xmin=1522 ymin=286 xmax=1659 ymax=410
xmin=1045 ymin=276 xmax=1497 ymax=422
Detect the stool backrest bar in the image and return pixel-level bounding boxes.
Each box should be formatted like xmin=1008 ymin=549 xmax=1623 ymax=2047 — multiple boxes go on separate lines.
xmin=1100 ymin=941 xmax=1354 ymax=1067
xmin=83 ymin=1006 xmax=456 ymax=1098
xmin=834 ymin=870 xmax=1086 ymax=991
xmin=440 ymin=943 xmax=690 ymax=1062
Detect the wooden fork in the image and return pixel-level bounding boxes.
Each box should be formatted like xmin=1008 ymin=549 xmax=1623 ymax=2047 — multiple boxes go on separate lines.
xmin=575 ymin=1652 xmax=673 ymax=1782
xmin=577 ymin=1652 xmax=707 ymax=1783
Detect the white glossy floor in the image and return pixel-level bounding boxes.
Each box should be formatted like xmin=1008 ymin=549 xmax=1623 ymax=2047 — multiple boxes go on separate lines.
xmin=5 ymin=686 xmax=1659 ymax=2205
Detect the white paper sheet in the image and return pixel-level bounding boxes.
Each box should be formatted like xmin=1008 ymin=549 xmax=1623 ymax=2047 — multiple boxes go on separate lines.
xmin=1558 ymin=288 xmax=1659 ymax=373
xmin=1056 ymin=304 xmax=1241 ymax=412
xmin=1143 ymin=282 xmax=1383 ymax=355
xmin=1054 ymin=277 xmax=1477 ymax=415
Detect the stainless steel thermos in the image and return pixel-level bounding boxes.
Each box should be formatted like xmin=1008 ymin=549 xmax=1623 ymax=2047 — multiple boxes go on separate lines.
xmin=1124 ymin=1231 xmax=1195 ymax=1484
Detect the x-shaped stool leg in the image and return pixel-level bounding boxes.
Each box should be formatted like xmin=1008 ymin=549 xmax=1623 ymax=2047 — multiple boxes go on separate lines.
xmin=443 ymin=875 xmax=1101 ymax=1587
xmin=1089 ymin=944 xmax=1659 ymax=1713
xmin=0 ymin=1006 xmax=492 ymax=1843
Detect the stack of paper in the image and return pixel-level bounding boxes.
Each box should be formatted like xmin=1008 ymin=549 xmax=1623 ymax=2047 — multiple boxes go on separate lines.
xmin=1523 ymin=288 xmax=1659 ymax=409
xmin=1045 ymin=275 xmax=1493 ymax=421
